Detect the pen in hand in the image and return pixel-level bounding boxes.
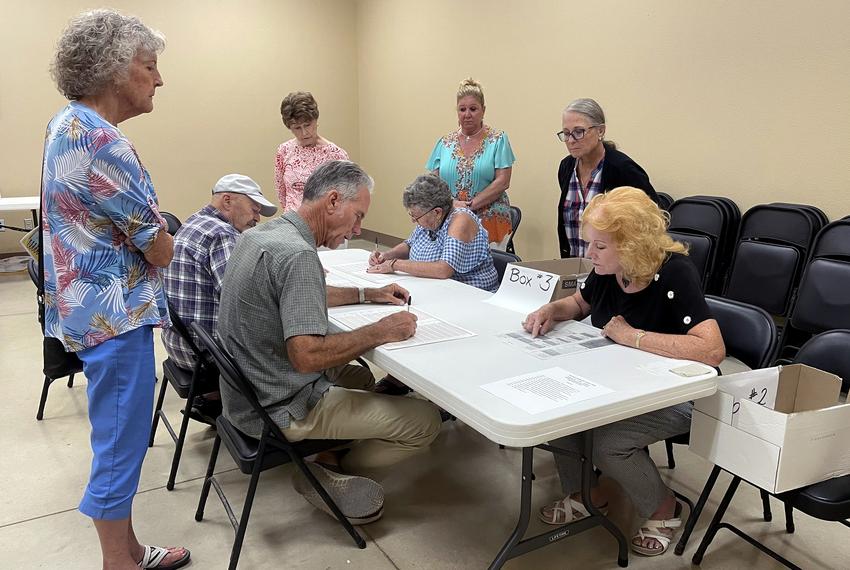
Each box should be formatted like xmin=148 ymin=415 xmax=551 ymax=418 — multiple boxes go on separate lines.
xmin=407 ymin=296 xmax=412 ymax=312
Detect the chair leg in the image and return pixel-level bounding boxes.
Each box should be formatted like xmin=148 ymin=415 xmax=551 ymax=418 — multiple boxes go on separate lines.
xmin=291 ymin=454 xmax=366 ymax=549
xmin=148 ymin=374 xmax=169 ymax=447
xmin=166 ymin=381 xmax=198 ymax=491
xmin=36 ymin=375 xmax=53 ymax=420
xmin=692 ymin=476 xmax=742 ymax=565
xmin=665 ymin=438 xmax=676 ymax=469
xmin=195 ymin=434 xmax=221 ymax=522
xmin=676 ymin=465 xmax=721 ymax=555
xmin=229 ymin=453 xmax=265 ymax=570
xmin=67 ymin=373 xmax=75 ymax=388
xmin=760 ymin=489 xmax=773 ymax=522
xmin=784 ymin=502 xmax=795 ymax=534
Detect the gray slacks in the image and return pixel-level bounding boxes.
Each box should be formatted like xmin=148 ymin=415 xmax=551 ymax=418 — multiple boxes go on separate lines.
xmin=549 ymin=402 xmax=692 ymax=519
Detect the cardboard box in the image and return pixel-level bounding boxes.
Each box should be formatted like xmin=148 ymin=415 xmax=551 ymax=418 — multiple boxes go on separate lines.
xmin=690 ymin=364 xmax=850 ymax=493
xmin=512 ymin=258 xmax=594 ymax=301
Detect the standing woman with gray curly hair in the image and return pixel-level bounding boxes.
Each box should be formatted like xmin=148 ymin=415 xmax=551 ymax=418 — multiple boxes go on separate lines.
xmin=44 ymin=9 xmax=189 ymax=569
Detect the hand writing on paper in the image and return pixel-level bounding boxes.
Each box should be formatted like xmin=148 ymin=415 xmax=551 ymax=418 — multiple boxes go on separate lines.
xmin=367 ymin=283 xmax=409 ymax=305
xmin=377 ymin=311 xmax=418 ymax=343
xmin=367 ymin=259 xmax=396 ymax=274
xmin=522 ymin=304 xmax=557 ymax=338
xmin=368 ymin=250 xmax=385 ymax=266
xmin=600 ymin=315 xmax=636 ymax=346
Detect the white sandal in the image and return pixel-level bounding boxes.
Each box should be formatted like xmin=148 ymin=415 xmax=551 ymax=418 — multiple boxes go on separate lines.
xmin=538 ymin=497 xmax=608 ymax=525
xmin=631 ymin=504 xmax=683 ymax=557
xmin=137 ymin=545 xmax=191 ymax=569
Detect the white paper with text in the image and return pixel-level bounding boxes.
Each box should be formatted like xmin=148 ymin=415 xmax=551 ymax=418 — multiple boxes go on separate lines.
xmin=481 ymin=367 xmax=614 ymax=414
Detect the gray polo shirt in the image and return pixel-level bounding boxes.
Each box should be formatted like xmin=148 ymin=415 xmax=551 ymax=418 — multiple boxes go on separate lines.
xmin=217 ymin=211 xmax=333 ymax=438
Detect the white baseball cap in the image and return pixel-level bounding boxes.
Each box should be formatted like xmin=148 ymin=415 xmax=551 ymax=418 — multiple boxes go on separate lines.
xmin=212 ymin=174 xmax=278 ymax=217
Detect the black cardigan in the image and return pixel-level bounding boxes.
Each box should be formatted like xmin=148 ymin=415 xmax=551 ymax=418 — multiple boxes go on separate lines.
xmin=557 ymin=144 xmax=657 ymax=258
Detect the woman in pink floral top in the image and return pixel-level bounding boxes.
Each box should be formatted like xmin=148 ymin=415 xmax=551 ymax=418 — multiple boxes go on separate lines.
xmin=274 ymin=91 xmax=349 ymax=212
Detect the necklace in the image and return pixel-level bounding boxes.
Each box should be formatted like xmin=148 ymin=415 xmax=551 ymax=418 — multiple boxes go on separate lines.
xmin=459 ymin=125 xmax=484 ymax=142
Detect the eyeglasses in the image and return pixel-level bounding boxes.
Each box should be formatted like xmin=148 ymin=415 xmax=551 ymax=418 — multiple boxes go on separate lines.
xmin=556 ymin=125 xmax=601 ymax=142
xmin=409 ymin=207 xmax=438 ymax=223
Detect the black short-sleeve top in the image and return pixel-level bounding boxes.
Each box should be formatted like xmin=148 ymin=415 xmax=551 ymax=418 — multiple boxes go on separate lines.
xmin=579 ymin=253 xmax=712 ymax=334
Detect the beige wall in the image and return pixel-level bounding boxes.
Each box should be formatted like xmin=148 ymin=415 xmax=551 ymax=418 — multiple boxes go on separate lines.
xmin=3 ymin=1 xmax=849 ymax=261
xmin=357 ymin=0 xmax=850 ymax=260
xmin=0 ymin=0 xmax=358 ymax=253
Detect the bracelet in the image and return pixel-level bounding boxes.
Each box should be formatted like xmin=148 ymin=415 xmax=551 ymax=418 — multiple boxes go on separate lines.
xmin=635 ymin=330 xmax=647 ymax=349
xmin=390 ymin=259 xmax=397 ymax=270
xmin=358 ymin=287 xmax=366 ymax=304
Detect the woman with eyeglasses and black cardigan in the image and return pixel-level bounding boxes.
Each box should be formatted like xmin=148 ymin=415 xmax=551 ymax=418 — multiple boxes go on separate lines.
xmin=557 ymin=98 xmax=657 ymax=259
xmin=368 ymin=173 xmax=497 ymax=292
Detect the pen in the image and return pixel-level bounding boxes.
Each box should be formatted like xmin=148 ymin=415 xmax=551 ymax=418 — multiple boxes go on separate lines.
xmin=407 ymin=296 xmax=412 ymax=312
xmin=374 ymin=237 xmax=379 ymax=253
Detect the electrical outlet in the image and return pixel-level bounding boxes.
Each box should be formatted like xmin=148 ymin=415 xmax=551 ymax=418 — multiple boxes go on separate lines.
xmin=0 ymin=218 xmax=5 ymax=232
xmin=24 ymin=217 xmax=34 ymax=230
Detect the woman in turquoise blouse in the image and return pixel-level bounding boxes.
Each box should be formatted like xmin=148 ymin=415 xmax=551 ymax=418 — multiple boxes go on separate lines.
xmin=427 ymin=78 xmax=516 ymax=247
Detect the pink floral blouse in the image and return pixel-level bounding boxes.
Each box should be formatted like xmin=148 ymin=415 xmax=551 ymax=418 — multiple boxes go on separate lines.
xmin=274 ymin=139 xmax=349 ymax=212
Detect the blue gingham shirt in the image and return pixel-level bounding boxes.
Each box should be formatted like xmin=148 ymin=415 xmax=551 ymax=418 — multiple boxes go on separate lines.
xmin=162 ymin=205 xmax=239 ymax=369
xmin=406 ymin=207 xmax=498 ymax=292
xmin=563 ymin=157 xmax=604 ymax=258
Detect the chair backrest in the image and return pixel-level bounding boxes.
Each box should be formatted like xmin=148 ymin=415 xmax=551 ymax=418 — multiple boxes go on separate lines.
xmin=27 ymin=258 xmax=38 ymax=287
xmin=190 ymin=323 xmax=289 ymax=442
xmin=165 ymin=299 xmax=207 ymax=363
xmin=656 ymin=192 xmax=674 ymax=211
xmin=789 ymin=258 xmax=850 ymax=334
xmin=793 ymin=329 xmax=850 ymax=393
xmin=668 ymin=231 xmax=712 ymax=290
xmin=705 ymin=295 xmax=778 ymax=370
xmin=161 ymin=211 xmax=182 ymax=236
xmin=490 ymin=250 xmax=521 ymax=284
xmin=724 ymin=240 xmax=800 ymax=316
xmin=811 ymin=219 xmax=850 ymax=261
xmin=505 ymin=206 xmax=522 ymax=254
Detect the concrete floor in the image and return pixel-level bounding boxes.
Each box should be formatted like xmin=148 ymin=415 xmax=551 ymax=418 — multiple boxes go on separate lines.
xmin=0 ymin=259 xmax=842 ymax=569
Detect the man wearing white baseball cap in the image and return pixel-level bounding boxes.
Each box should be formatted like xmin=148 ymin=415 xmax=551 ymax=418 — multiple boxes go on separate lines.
xmin=162 ymin=174 xmax=277 ymax=424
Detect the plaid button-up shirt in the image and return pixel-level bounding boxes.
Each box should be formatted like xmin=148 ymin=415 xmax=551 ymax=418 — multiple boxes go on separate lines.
xmin=161 ymin=205 xmax=239 ymax=369
xmin=563 ymin=158 xmax=604 ymax=258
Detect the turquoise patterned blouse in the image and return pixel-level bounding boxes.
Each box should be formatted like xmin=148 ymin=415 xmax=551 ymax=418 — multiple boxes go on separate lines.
xmin=426 ymin=126 xmax=516 ymax=244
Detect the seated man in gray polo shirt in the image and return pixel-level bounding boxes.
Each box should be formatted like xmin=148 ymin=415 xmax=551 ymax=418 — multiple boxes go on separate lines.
xmin=218 ymin=160 xmax=442 ymax=524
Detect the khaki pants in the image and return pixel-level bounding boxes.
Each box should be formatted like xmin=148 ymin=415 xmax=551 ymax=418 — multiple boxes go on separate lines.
xmin=283 ymin=364 xmax=442 ymax=472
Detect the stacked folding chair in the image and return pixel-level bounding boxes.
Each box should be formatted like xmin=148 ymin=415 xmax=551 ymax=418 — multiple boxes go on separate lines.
xmin=778 ymin=218 xmax=850 ymax=360
xmin=667 ymin=196 xmax=740 ymax=293
xmin=723 ymin=203 xmax=827 ymax=321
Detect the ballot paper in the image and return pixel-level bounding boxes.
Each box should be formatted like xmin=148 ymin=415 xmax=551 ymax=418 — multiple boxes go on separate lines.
xmin=498 ymin=320 xmax=613 ymax=359
xmin=330 ymin=306 xmax=475 ymax=350
xmin=330 ymin=261 xmax=409 ymax=285
xmin=481 ymin=367 xmax=614 ymax=414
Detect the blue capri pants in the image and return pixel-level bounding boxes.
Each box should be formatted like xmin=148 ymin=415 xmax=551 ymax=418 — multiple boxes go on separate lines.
xmin=77 ymin=325 xmax=155 ymax=520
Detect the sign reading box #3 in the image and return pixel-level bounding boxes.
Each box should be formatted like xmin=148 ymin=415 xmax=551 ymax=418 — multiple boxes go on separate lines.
xmin=486 ymin=258 xmax=594 ymax=315
xmin=690 ymin=364 xmax=850 ymax=493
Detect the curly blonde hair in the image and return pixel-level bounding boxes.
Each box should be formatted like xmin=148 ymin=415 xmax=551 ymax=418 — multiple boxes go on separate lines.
xmin=581 ymin=187 xmax=687 ymax=285
xmin=456 ymin=77 xmax=484 ymax=107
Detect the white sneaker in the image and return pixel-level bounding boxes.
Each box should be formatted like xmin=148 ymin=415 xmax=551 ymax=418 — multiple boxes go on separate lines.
xmin=292 ymin=463 xmax=384 ymax=525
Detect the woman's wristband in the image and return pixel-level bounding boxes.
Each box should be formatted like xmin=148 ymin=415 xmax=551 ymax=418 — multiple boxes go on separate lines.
xmin=635 ymin=330 xmax=647 ymax=349
xmin=390 ymin=259 xmax=397 ymax=270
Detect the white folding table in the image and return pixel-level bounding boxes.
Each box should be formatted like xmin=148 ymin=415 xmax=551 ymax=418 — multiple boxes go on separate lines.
xmin=0 ymin=196 xmax=39 ymax=232
xmin=320 ymin=248 xmax=718 ymax=568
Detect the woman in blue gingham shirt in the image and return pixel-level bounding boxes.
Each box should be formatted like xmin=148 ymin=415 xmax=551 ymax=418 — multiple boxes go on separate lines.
xmin=368 ymin=174 xmax=498 ymax=292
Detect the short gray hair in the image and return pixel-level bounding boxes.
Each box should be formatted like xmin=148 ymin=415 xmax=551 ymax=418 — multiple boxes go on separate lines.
xmin=302 ymin=160 xmax=374 ymax=202
xmin=402 ymin=174 xmax=452 ymax=212
xmin=51 ymin=9 xmax=165 ymax=100
xmin=564 ymin=98 xmax=606 ymax=126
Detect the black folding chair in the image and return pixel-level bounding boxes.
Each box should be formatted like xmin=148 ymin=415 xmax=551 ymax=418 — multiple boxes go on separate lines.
xmin=148 ymin=300 xmax=220 ymax=490
xmin=691 ymin=330 xmax=850 ymax=568
xmin=27 ymin=259 xmax=84 ymax=420
xmin=656 ymin=192 xmax=674 ymax=211
xmin=506 ymin=205 xmax=522 ymax=254
xmin=724 ymin=203 xmax=825 ymax=319
xmin=490 ymin=249 xmax=521 ymax=284
xmin=668 ymin=231 xmax=712 ymax=291
xmin=160 ymin=211 xmax=182 ymax=235
xmin=777 ymin=219 xmax=850 ymax=361
xmin=672 ymin=296 xmax=779 ymax=555
xmin=190 ymin=323 xmax=363 ymax=570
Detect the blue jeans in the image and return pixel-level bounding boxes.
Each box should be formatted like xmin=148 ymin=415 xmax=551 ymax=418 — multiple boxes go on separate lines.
xmin=77 ymin=326 xmax=155 ymax=520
